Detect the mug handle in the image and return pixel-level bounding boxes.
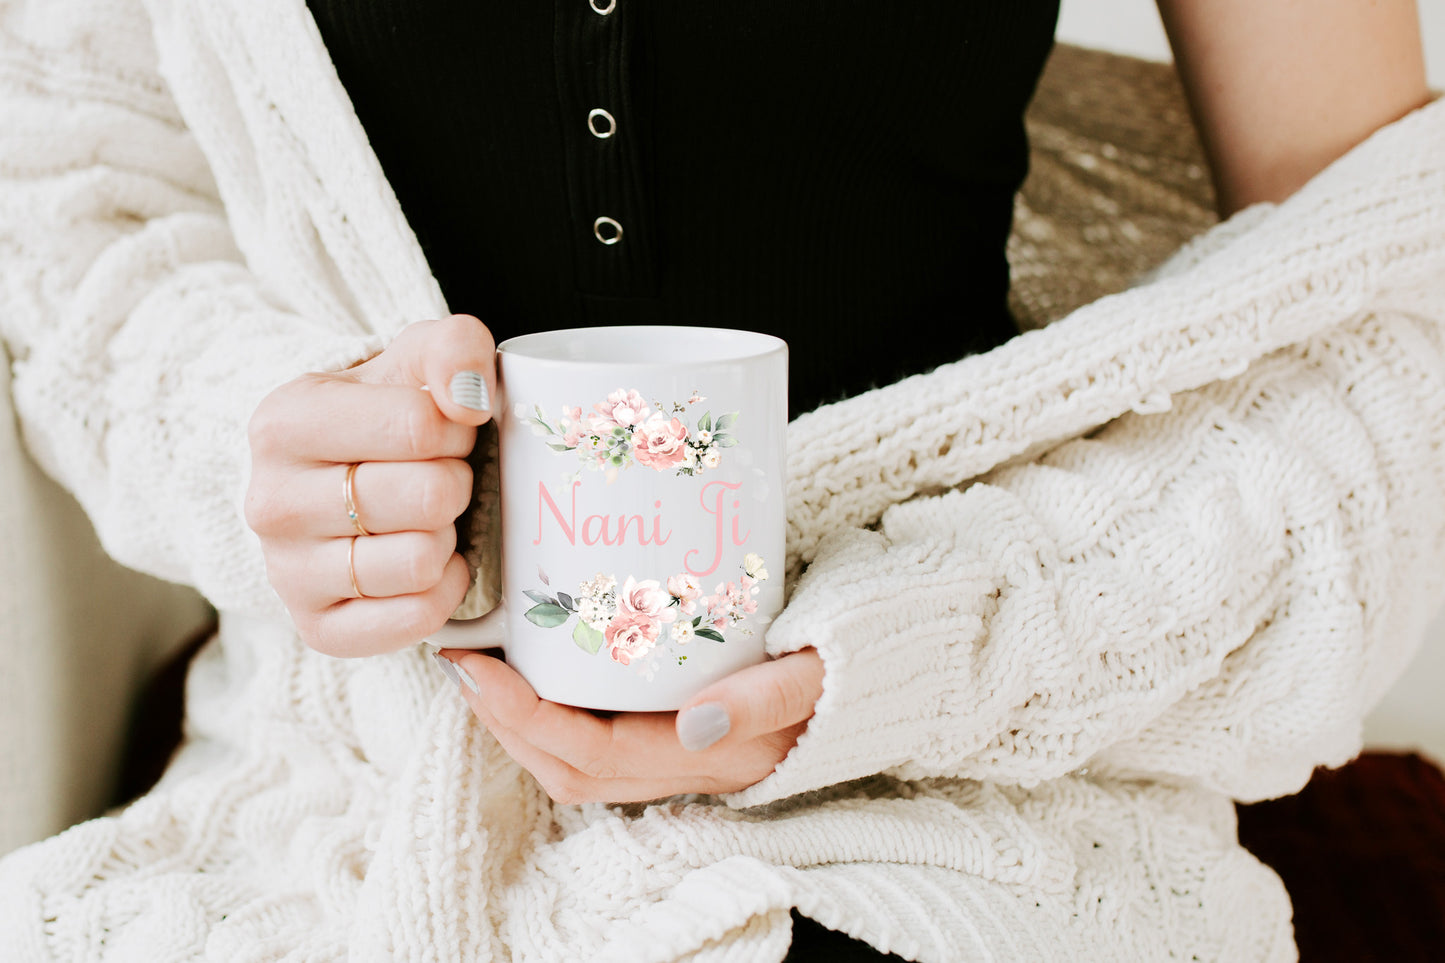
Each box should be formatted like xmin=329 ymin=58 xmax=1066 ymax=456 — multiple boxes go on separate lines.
xmin=424 ymin=605 xmax=508 ymax=650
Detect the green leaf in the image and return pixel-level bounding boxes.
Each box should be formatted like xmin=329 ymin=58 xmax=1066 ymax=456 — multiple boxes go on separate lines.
xmin=572 ymin=621 xmax=604 ymax=654
xmin=556 ymin=591 xmax=575 ymax=611
xmin=547 ymin=442 xmax=572 ymax=452
xmin=715 ymin=412 xmax=738 ymax=431
xmin=523 ymin=589 xmax=555 ymax=606
xmin=695 ymin=627 xmax=726 ymax=644
xmin=713 ymin=436 xmax=739 ymax=448
xmin=524 ymin=603 xmax=571 ymax=628
xmin=698 ymin=411 xmax=713 ymax=433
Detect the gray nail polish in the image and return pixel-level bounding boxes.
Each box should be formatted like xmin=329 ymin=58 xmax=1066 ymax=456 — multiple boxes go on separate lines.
xmin=455 ymin=661 xmax=481 ymax=695
xmin=432 ymin=650 xmax=461 ymax=687
xmin=677 ymin=702 xmax=730 ymax=752
xmin=449 ymin=370 xmax=490 ymax=411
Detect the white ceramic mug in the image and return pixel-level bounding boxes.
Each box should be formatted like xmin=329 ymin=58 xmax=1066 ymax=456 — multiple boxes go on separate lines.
xmin=431 ymin=326 xmax=787 ymax=711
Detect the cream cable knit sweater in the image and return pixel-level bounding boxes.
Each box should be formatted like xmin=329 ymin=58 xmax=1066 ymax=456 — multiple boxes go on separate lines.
xmin=1 ymin=1 xmax=1442 ymax=960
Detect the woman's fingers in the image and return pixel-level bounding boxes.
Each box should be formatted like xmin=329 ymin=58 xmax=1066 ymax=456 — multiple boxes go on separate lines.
xmin=271 ymin=527 xmax=458 ymax=608
xmin=251 ymin=376 xmax=477 ymax=465
xmin=352 ymin=314 xmax=498 ymax=428
xmin=440 ymin=650 xmax=824 ymax=802
xmin=248 ymin=459 xmax=473 ymax=539
xmin=445 ymin=653 xmax=702 ymax=802
xmin=677 ymin=649 xmax=825 ymax=750
xmin=418 ymin=314 xmax=498 ymax=427
xmin=245 ymin=316 xmax=500 ymax=657
xmin=303 ymin=553 xmax=471 ymax=657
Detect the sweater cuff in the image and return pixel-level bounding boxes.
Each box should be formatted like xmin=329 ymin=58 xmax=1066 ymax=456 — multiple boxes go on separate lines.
xmin=722 ymin=527 xmax=996 ymax=808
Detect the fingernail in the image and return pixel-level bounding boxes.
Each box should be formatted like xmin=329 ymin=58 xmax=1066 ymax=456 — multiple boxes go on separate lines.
xmin=454 ymin=660 xmax=481 ymax=695
xmin=677 ymin=702 xmax=730 ymax=752
xmin=449 ymin=370 xmax=489 ymax=411
xmin=432 ymin=650 xmax=461 ymax=687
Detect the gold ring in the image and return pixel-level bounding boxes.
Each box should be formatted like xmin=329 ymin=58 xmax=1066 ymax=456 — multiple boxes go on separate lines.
xmin=344 ymin=462 xmax=372 ymax=536
xmin=348 ymin=535 xmax=368 ymax=599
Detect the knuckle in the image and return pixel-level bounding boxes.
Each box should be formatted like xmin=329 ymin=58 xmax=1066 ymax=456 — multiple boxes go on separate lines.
xmin=242 ymin=481 xmax=271 ymax=534
xmin=759 ymin=672 xmax=811 ymax=732
xmin=402 ymin=532 xmax=452 ymax=590
xmin=247 ymin=375 xmax=322 ymax=458
xmin=432 ymin=523 xmax=459 ymax=559
xmin=390 ymin=397 xmax=439 ymax=460
xmin=242 ymin=475 xmax=292 ymax=535
xmin=578 ymin=757 xmax=623 ymax=782
xmin=390 ymin=593 xmax=449 ymax=644
xmin=419 ymin=462 xmax=470 ymax=527
xmin=443 ymin=313 xmax=496 ymax=354
xmin=447 ymin=460 xmax=475 ymax=517
xmin=300 ymin=613 xmax=347 ymax=658
xmin=246 ymin=395 xmax=288 ymax=460
xmin=261 ymin=547 xmax=313 ymax=609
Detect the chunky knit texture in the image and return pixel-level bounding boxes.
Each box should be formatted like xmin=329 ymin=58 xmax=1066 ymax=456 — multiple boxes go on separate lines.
xmin=1 ymin=1 xmax=1443 ymax=960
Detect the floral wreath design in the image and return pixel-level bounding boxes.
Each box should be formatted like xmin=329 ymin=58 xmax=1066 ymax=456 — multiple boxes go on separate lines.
xmin=523 ymin=554 xmax=770 ymax=671
xmin=519 ymin=388 xmax=739 ymax=483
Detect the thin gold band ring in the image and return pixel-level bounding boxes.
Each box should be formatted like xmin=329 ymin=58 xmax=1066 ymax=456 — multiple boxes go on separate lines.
xmin=348 ymin=535 xmax=368 ymax=599
xmin=344 ymin=462 xmax=372 ymax=536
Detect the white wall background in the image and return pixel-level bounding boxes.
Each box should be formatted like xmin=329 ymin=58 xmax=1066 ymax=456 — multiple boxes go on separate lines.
xmin=1057 ymin=0 xmax=1445 ymax=88
xmin=1056 ymin=0 xmax=1445 ymax=764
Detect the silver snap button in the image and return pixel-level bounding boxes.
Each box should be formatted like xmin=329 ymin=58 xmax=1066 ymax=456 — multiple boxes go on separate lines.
xmin=590 ymin=0 xmax=615 ymax=14
xmin=593 ymin=216 xmax=623 ymax=245
xmin=587 ymin=108 xmax=617 ymax=139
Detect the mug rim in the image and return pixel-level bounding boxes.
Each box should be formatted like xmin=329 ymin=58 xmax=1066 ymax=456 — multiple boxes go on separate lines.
xmin=497 ymin=325 xmax=787 ymax=367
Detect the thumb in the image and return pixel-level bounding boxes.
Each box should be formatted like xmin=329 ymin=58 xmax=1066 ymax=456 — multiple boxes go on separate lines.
xmin=356 ymin=314 xmax=498 ymax=427
xmin=676 ymin=648 xmax=825 ymax=752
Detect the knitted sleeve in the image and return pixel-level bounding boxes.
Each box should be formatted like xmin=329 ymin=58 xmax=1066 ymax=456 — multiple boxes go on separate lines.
xmin=0 ymin=4 xmax=383 ymax=616
xmin=727 ymin=100 xmax=1445 ymax=808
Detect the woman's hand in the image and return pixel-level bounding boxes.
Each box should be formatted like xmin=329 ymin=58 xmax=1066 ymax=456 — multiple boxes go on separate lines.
xmin=437 ymin=646 xmax=825 ymax=803
xmin=245 ymin=315 xmax=497 ymax=656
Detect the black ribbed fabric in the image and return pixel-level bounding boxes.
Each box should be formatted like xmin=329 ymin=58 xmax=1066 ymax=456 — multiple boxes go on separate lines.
xmin=307 ymin=0 xmax=1058 ymax=416
xmin=306 ymin=4 xmax=1057 ymax=957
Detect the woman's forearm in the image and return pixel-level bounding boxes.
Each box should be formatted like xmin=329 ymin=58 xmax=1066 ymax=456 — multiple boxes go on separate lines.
xmin=1157 ymin=0 xmax=1429 ymax=216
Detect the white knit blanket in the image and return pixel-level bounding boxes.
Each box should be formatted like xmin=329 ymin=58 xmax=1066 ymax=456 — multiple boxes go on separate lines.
xmin=2 ymin=1 xmax=1443 ymax=959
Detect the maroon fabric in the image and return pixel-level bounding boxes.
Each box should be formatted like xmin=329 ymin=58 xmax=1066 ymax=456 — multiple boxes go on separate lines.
xmin=1236 ymin=752 xmax=1445 ymax=962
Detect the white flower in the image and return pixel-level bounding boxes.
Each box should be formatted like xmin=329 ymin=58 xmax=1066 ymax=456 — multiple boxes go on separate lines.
xmin=701 ymin=448 xmax=722 ymax=469
xmin=743 ymin=553 xmax=769 ymax=581
xmin=671 ymin=620 xmax=695 ymax=644
xmin=667 ymin=573 xmax=700 ymax=600
xmin=593 ymin=573 xmax=617 ymax=594
xmin=577 ymin=596 xmax=605 ymax=625
xmin=696 ymin=429 xmax=713 ymax=445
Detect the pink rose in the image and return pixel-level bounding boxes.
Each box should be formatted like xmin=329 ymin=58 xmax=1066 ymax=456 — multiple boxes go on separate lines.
xmin=587 ymin=408 xmax=618 ymax=434
xmin=632 ymin=415 xmax=690 ymax=471
xmin=591 ymin=388 xmax=650 ymax=431
xmin=617 ymin=576 xmax=673 ymax=622
xmin=605 ymin=610 xmax=660 ymax=665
